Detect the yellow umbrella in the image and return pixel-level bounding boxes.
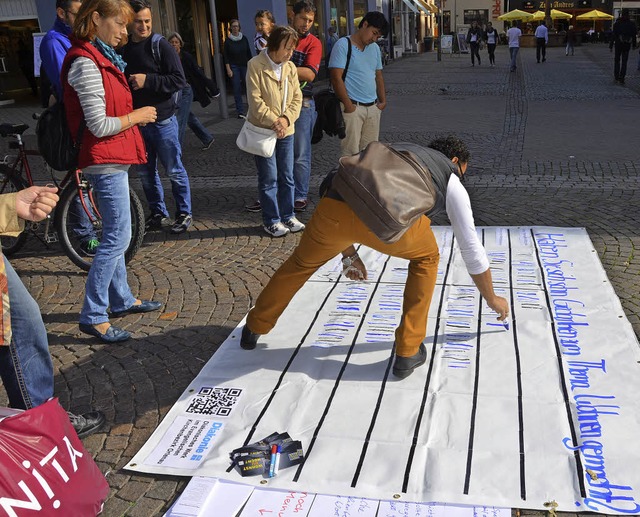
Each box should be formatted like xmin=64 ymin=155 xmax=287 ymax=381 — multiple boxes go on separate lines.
xmin=576 ymin=9 xmax=613 ymax=20
xmin=498 ymin=9 xmax=534 ymax=21
xmin=531 ymin=9 xmax=572 ymax=21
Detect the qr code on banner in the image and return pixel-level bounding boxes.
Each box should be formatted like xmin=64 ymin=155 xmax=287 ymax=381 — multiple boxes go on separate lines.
xmin=186 ymin=387 xmax=243 ymax=416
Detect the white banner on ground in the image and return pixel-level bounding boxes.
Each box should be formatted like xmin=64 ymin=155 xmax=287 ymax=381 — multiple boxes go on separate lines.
xmin=129 ymin=227 xmax=640 ymax=515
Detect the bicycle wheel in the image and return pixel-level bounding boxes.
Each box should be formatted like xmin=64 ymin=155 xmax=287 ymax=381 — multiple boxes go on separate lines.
xmin=0 ymin=167 xmax=28 ymax=256
xmin=55 ymin=181 xmax=146 ymax=272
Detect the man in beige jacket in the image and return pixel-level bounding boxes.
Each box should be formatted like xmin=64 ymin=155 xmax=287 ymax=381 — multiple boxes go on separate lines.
xmin=0 ymin=185 xmax=106 ymax=437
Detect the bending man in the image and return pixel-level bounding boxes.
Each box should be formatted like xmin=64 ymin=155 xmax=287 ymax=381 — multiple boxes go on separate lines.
xmin=240 ymin=136 xmax=509 ymax=379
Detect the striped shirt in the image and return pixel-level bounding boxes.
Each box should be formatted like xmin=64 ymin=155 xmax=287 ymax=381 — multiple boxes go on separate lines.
xmin=67 ymin=57 xmax=122 ymax=138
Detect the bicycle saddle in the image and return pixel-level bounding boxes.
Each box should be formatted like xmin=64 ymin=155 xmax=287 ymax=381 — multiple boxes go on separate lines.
xmin=0 ymin=124 xmax=29 ymax=137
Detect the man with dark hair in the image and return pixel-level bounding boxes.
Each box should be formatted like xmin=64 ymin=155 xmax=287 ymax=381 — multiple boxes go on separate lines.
xmin=240 ymin=137 xmax=509 ymax=380
xmin=289 ymin=0 xmax=322 ymax=213
xmin=121 ymin=0 xmax=193 ymax=234
xmin=610 ymin=9 xmax=637 ymax=84
xmin=329 ymin=11 xmax=389 ymax=157
xmin=39 ymin=0 xmax=82 ymax=104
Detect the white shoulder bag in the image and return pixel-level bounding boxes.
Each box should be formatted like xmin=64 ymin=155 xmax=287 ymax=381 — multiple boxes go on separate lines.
xmin=236 ymin=76 xmax=288 ymax=158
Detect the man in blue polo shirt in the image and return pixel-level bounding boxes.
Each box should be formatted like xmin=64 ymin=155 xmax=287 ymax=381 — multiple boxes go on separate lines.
xmin=329 ymin=11 xmax=389 ymax=157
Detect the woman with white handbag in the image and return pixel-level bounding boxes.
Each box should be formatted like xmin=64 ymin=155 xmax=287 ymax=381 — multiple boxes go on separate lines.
xmin=243 ymin=25 xmax=303 ymax=237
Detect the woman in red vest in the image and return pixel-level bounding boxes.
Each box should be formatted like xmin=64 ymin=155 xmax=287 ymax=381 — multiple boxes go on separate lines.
xmin=62 ymin=0 xmax=161 ymax=343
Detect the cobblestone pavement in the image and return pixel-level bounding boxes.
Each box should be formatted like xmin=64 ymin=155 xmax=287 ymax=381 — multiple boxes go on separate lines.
xmin=0 ymin=43 xmax=638 ymax=516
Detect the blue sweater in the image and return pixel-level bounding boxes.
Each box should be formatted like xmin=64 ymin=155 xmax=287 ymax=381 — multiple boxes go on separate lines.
xmin=39 ymin=18 xmax=73 ymax=100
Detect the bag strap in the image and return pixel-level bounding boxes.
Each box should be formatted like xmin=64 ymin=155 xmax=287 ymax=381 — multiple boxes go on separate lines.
xmin=342 ymin=37 xmax=352 ymax=82
xmin=282 ymin=76 xmax=288 ymax=114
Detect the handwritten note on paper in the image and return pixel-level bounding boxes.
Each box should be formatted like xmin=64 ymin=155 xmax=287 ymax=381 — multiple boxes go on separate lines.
xmin=377 ymin=501 xmax=511 ymax=517
xmin=240 ymin=488 xmax=315 ymax=516
xmin=307 ymin=494 xmax=378 ymax=516
xmin=165 ymin=477 xmax=218 ymax=517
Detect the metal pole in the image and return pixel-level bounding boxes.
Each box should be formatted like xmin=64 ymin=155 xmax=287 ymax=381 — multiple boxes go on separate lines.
xmin=437 ymin=0 xmax=444 ymax=61
xmin=208 ymin=0 xmax=229 ymax=119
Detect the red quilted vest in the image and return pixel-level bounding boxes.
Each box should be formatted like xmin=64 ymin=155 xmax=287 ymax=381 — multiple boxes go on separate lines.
xmin=61 ymin=38 xmax=146 ymax=168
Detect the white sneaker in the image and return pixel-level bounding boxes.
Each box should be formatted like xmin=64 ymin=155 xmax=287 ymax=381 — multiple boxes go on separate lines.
xmin=264 ymin=222 xmax=290 ymax=237
xmin=283 ymin=217 xmax=305 ymax=233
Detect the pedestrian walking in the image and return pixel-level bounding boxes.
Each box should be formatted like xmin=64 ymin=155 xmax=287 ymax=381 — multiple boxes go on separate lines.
xmin=246 ymin=26 xmax=303 ymax=238
xmin=535 ymin=21 xmax=548 ymax=63
xmin=507 ymin=21 xmax=522 ymax=72
xmin=224 ymin=20 xmax=252 ymax=118
xmin=466 ymin=21 xmax=483 ymax=66
xmin=610 ymin=9 xmax=637 ymax=85
xmin=168 ymin=32 xmax=218 ymax=151
xmin=484 ymin=22 xmax=498 ymax=66
xmin=565 ymin=25 xmax=576 ymax=56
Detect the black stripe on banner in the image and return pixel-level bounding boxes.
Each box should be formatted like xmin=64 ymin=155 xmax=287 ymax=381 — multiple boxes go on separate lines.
xmin=349 ymin=344 xmax=395 ymax=487
xmin=401 ymin=232 xmax=457 ymax=493
xmin=462 ymin=229 xmax=485 ymax=494
xmin=507 ymin=229 xmax=527 ymax=500
xmin=225 ymin=257 xmax=348 ymax=473
xmin=292 ymin=254 xmax=392 ymax=482
xmin=530 ymin=229 xmax=586 ymax=498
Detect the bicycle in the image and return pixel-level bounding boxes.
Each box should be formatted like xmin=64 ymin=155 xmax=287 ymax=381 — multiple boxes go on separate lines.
xmin=0 ymin=122 xmax=145 ymax=272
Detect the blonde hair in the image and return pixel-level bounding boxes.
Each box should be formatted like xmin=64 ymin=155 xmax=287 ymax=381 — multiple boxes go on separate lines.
xmin=73 ymin=0 xmax=134 ymax=42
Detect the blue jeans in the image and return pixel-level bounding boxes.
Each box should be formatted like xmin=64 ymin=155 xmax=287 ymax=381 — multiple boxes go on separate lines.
xmin=80 ymin=170 xmax=136 ymax=325
xmin=138 ymin=116 xmax=192 ymax=217
xmin=70 ymin=194 xmax=97 ymax=244
xmin=230 ymin=64 xmax=247 ymax=115
xmin=293 ymin=101 xmax=317 ymax=202
xmin=0 ymin=257 xmax=53 ymax=409
xmin=509 ymin=47 xmax=519 ymax=70
xmin=176 ymin=85 xmax=214 ymax=146
xmin=254 ymin=135 xmax=295 ymax=227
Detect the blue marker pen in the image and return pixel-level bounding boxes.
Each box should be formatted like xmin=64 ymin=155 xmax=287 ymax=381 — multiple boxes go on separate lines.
xmin=269 ymin=444 xmax=278 ymax=478
xmin=503 ymin=319 xmax=510 ymax=331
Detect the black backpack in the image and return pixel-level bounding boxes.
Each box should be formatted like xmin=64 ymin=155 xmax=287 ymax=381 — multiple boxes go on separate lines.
xmin=35 ymin=100 xmax=85 ymax=172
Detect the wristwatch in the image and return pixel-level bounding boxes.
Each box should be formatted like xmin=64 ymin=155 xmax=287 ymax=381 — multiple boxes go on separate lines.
xmin=342 ymin=253 xmax=359 ymax=268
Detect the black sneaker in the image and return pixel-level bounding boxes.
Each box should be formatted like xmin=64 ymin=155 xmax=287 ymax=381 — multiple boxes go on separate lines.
xmin=245 ymin=200 xmax=262 ymax=212
xmin=67 ymin=410 xmax=106 ymax=438
xmin=79 ymin=238 xmax=99 ymax=257
xmin=392 ymin=343 xmax=427 ymax=379
xmin=241 ymin=324 xmax=260 ymax=350
xmin=145 ymin=213 xmax=171 ymax=231
xmin=171 ymin=213 xmax=192 ymax=234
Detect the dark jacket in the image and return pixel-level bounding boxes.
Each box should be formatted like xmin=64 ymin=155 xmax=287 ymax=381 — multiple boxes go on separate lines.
xmin=180 ymin=50 xmax=219 ymax=108
xmin=120 ymin=34 xmax=187 ymax=121
xmin=610 ymin=18 xmax=637 ymax=49
xmin=312 ymin=89 xmax=346 ymax=144
xmin=466 ymin=27 xmax=484 ymax=44
xmin=223 ymin=36 xmax=252 ymax=67
xmin=40 ymin=17 xmax=73 ymax=101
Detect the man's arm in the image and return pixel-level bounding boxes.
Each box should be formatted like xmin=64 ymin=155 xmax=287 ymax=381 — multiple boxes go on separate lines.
xmin=470 ymin=269 xmax=509 ymax=320
xmin=296 ymin=36 xmax=322 ymax=84
xmin=375 ymin=69 xmax=386 ymax=110
xmin=330 ymin=68 xmax=354 ymax=113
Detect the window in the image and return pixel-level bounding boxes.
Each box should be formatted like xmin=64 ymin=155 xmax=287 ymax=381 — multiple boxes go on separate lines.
xmin=463 ymin=9 xmax=489 ymax=26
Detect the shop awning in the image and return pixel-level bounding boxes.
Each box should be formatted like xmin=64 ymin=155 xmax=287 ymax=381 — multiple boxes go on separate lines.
xmin=0 ymin=0 xmax=37 ymax=21
xmin=416 ymin=0 xmax=439 ymax=14
xmin=401 ymin=0 xmax=419 ymax=14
